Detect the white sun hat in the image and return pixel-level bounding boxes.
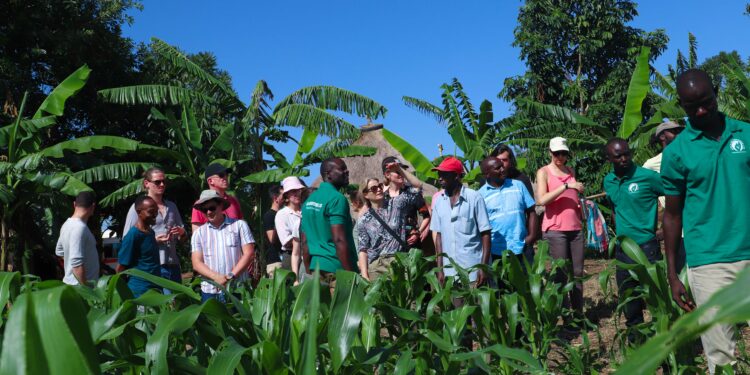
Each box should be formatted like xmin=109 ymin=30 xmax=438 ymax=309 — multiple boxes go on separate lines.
xmin=549 ymin=137 xmax=569 ymax=152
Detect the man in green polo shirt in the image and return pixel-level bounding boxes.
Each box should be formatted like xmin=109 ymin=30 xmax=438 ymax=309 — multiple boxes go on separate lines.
xmin=300 ymin=158 xmax=359 ymax=287
xmin=603 ymin=138 xmax=664 ymax=344
xmin=662 ymin=69 xmax=750 ymax=372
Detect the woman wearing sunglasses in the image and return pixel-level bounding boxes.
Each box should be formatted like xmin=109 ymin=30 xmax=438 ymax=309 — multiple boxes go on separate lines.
xmin=355 ymin=178 xmax=406 ymax=281
xmin=535 ymin=137 xmax=586 ymax=320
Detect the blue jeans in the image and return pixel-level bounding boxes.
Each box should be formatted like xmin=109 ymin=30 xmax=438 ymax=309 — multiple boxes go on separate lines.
xmin=201 ymin=292 xmax=228 ymax=304
xmin=160 ymin=264 xmax=182 ymax=295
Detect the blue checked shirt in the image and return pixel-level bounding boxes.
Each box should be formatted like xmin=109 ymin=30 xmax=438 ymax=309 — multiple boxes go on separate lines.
xmin=478 ymin=180 xmax=536 ymax=255
xmin=191 ymin=217 xmax=255 ymax=294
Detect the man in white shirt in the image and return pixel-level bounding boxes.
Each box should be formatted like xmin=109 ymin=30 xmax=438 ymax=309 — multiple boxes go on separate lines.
xmin=55 ymin=191 xmax=99 ymax=285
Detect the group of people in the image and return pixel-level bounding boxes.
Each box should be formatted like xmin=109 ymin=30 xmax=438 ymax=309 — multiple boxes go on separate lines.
xmin=53 ymin=68 xmax=748 ymax=372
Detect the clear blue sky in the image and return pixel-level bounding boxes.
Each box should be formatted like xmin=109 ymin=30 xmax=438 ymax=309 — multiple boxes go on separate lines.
xmin=123 ymin=0 xmax=749 ymax=181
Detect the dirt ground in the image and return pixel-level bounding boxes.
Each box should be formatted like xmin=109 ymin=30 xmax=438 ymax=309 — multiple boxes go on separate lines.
xmin=546 ymin=258 xmax=750 ymax=374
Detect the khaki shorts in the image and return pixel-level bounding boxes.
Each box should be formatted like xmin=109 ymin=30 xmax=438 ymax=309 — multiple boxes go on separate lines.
xmin=368 ymin=256 xmax=396 ymax=281
xmin=266 ymin=262 xmax=282 ymax=278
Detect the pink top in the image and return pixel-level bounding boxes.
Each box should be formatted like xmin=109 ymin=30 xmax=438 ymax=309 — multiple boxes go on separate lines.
xmin=542 ymin=166 xmax=581 ymax=232
xmin=191 ymin=193 xmax=244 ymax=225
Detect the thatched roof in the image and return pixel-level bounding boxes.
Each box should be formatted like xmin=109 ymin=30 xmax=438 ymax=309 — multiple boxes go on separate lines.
xmin=313 ymin=124 xmax=439 ymax=196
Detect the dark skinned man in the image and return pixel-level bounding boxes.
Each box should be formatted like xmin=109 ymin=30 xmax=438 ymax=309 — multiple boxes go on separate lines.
xmin=430 ymin=157 xmax=491 ymax=288
xmin=603 ymin=138 xmax=664 ymax=345
xmin=478 ymin=157 xmax=538 ymax=270
xmin=300 ymin=158 xmax=358 ymax=292
xmin=661 ymin=69 xmax=750 ymax=372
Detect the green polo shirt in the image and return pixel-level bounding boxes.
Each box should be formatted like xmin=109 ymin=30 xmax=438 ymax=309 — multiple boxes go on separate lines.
xmin=661 ymin=114 xmax=750 ymax=267
xmin=300 ymin=182 xmax=358 ymax=273
xmin=603 ymin=165 xmax=663 ymax=245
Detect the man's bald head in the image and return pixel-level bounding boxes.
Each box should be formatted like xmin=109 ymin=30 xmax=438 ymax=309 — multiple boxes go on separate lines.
xmin=320 ymin=157 xmax=349 ymax=188
xmin=675 ymin=69 xmax=721 ymax=131
xmin=676 ymin=69 xmax=714 ymax=99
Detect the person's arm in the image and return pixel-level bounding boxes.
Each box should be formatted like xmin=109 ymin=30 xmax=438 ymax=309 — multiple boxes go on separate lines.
xmin=477 ymin=231 xmax=491 ymax=286
xmin=291 ymin=238 xmax=301 ymax=279
xmin=535 ymin=168 xmax=583 ymax=206
xmin=231 ymin=243 xmax=255 ymax=277
xmin=116 ymin=230 xmax=136 ymax=273
xmin=524 ymin=207 xmax=539 ymax=245
xmin=275 ymin=212 xmax=294 ymax=249
xmin=171 ymin=204 xmax=187 ymax=242
xmin=72 ymin=266 xmax=87 ymax=285
xmin=664 ymin=195 xmax=693 ymax=311
xmin=358 ymin=252 xmax=369 ymax=280
xmin=434 ymin=232 xmax=444 ymax=285
xmin=300 ymin=231 xmax=311 ymax=273
xmin=191 ymin=251 xmax=228 ymax=286
xmin=122 ymin=205 xmax=137 ymax=238
xmin=191 ymin=207 xmax=205 ymax=234
xmin=330 ymin=224 xmax=354 ymax=271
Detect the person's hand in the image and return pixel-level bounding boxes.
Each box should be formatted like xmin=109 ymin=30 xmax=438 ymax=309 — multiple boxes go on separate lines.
xmin=169 ymin=226 xmax=186 ymax=238
xmin=420 ymin=228 xmax=430 ymax=242
xmin=212 ymin=273 xmax=228 ymax=286
xmin=669 ymin=276 xmax=695 ymax=312
xmin=293 ymin=280 xmax=300 ymax=286
xmin=476 ymin=269 xmax=486 ymax=287
xmin=571 ymin=181 xmax=585 ymax=193
xmin=655 ymin=229 xmax=664 ymax=242
xmin=155 ymin=233 xmax=170 ymax=244
xmin=386 ymin=162 xmax=403 ymax=174
xmin=407 ymin=233 xmax=419 ymax=246
xmin=524 ymin=234 xmax=536 ymax=246
xmin=437 ymin=270 xmax=445 ymax=287
xmin=361 ymin=273 xmax=370 ymax=281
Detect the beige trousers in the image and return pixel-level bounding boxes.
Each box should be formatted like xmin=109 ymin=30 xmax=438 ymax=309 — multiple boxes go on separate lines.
xmin=687 ymin=260 xmax=750 ymax=373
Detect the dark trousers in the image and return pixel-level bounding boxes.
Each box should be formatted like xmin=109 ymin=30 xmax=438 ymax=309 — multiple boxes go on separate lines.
xmin=544 ymin=230 xmax=585 ymax=314
xmin=615 ymin=238 xmax=662 ymax=342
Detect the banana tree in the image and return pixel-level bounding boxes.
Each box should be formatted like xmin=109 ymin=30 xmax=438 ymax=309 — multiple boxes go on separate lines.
xmin=242 ymin=129 xmax=376 ymax=183
xmin=403 ymin=78 xmax=502 ymax=183
xmin=0 ymin=65 xmax=180 ymax=272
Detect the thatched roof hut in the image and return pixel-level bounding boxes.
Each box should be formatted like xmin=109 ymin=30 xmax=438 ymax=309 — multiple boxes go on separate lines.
xmin=313 ymin=123 xmax=439 ymax=197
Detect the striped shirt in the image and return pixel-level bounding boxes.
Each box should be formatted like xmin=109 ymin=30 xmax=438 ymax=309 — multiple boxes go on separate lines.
xmin=191 ymin=217 xmax=255 ymax=294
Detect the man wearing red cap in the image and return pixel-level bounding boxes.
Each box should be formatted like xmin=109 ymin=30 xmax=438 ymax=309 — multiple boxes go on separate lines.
xmin=429 ymin=157 xmax=491 ymax=287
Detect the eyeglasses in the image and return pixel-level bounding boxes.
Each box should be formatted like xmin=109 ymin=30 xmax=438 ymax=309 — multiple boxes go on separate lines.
xmin=214 ymin=172 xmax=228 ymax=179
xmin=364 ymin=184 xmax=384 ymax=193
xmin=201 ymin=204 xmax=220 ymax=213
xmin=149 ymin=179 xmax=166 ymax=186
xmin=552 ymin=151 xmax=569 ymax=157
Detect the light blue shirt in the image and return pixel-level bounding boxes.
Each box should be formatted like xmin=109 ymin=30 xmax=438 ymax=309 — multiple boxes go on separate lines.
xmin=430 ymin=186 xmax=491 ymax=282
xmin=479 ymin=180 xmax=536 ymax=255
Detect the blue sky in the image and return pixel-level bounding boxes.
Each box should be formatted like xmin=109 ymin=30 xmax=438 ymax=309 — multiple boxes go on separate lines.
xmin=123 ymin=1 xmax=749 ymax=182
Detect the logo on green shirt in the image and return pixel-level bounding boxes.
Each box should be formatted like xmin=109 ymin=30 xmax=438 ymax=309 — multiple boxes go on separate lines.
xmin=628 ymin=183 xmax=639 ymax=193
xmin=730 ymin=139 xmax=746 ymax=153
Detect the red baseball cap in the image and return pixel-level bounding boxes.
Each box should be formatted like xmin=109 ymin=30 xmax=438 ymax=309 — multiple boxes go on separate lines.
xmin=432 ymin=157 xmax=464 ymax=174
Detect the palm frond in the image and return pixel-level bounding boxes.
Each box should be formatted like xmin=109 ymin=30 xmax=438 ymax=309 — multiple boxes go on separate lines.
xmin=33 ymin=65 xmax=91 ymax=119
xmin=688 ymin=33 xmax=698 ymax=69
xmin=274 ymin=104 xmax=360 ymax=140
xmin=242 ymin=168 xmax=309 ymax=184
xmin=274 ymin=86 xmax=387 ymax=120
xmin=619 ymin=47 xmax=651 ymax=139
xmin=25 ymin=172 xmax=92 ymax=196
xmin=72 ymin=162 xmax=155 ymax=184
xmin=515 ymin=98 xmax=612 ymax=138
xmin=34 ymin=136 xmax=184 ymax=163
xmin=98 ymin=85 xmax=215 ymax=107
xmin=150 ymin=38 xmax=237 ymax=99
xmin=402 ymin=96 xmax=446 ymax=125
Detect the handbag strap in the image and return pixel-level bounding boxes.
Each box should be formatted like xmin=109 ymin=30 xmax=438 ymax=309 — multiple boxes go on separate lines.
xmin=368 ymin=207 xmax=409 ymax=251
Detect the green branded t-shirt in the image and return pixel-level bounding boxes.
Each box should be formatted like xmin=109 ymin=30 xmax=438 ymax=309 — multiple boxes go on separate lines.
xmin=603 ymin=165 xmax=664 ymax=245
xmin=661 ymin=114 xmax=750 ymax=267
xmin=300 ymin=182 xmax=358 ymax=273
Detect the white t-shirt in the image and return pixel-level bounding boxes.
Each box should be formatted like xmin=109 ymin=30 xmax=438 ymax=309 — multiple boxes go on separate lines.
xmin=274 ymin=206 xmax=301 ymax=251
xmin=55 ymin=218 xmax=99 ymax=285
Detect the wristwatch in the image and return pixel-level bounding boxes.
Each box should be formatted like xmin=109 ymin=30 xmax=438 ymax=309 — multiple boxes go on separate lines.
xmin=564 ymin=183 xmax=569 ymax=190
xmin=226 ymin=272 xmax=235 ymax=280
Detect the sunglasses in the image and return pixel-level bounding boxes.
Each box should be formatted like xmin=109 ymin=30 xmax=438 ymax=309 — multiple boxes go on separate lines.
xmin=200 ymin=204 xmax=221 ymax=213
xmin=552 ymin=151 xmax=569 ymax=157
xmin=149 ymin=179 xmax=166 ymax=186
xmin=364 ymin=184 xmax=384 ymax=193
